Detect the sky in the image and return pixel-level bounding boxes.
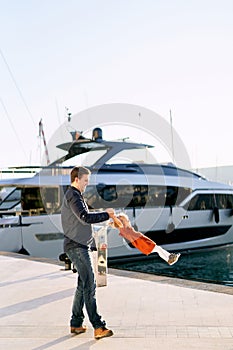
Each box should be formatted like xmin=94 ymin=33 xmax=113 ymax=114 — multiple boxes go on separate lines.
xmin=0 ymin=0 xmax=233 ymax=171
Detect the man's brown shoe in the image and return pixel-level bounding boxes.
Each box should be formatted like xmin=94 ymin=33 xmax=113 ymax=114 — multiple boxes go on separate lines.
xmin=94 ymin=327 xmax=113 ymax=339
xmin=70 ymin=325 xmax=87 ymax=335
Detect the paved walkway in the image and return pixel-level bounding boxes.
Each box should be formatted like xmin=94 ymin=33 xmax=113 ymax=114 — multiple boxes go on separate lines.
xmin=1 ymin=252 xmax=233 ymax=350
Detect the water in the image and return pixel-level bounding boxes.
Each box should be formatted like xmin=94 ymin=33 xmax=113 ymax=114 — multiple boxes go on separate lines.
xmin=109 ymin=244 xmax=233 ymax=287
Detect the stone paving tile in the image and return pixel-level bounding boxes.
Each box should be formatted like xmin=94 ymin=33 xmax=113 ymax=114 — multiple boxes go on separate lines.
xmin=2 ymin=325 xmax=233 ymax=340
xmin=1 ymin=254 xmax=233 ymax=350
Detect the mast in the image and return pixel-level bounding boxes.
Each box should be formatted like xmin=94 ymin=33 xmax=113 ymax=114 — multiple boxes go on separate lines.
xmin=170 ymin=110 xmax=175 ymax=163
xmin=39 ymin=119 xmax=50 ymax=165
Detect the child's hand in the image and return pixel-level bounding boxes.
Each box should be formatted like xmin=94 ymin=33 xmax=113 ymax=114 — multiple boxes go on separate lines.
xmin=112 ymin=216 xmax=124 ymax=228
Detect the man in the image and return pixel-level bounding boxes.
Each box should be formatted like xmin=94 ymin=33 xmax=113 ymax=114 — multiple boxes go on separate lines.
xmin=61 ymin=166 xmax=115 ymax=340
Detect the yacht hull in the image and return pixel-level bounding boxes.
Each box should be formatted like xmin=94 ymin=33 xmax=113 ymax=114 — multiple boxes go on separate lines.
xmin=1 ymin=209 xmax=233 ymax=261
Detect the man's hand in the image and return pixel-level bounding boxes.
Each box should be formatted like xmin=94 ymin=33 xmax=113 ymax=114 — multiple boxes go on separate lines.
xmin=106 ymin=208 xmax=115 ymax=218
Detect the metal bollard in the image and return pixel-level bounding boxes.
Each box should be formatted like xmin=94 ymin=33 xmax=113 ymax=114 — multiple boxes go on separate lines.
xmin=59 ymin=253 xmax=76 ymax=272
xmin=94 ymin=225 xmax=108 ymax=287
xmin=65 ymin=259 xmax=71 ymax=271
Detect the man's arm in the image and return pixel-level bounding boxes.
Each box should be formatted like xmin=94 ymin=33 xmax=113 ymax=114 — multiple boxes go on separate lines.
xmin=69 ymin=190 xmax=110 ymax=224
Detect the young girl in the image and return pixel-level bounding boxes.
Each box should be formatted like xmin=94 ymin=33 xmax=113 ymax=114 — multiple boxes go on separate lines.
xmin=110 ymin=213 xmax=180 ymax=265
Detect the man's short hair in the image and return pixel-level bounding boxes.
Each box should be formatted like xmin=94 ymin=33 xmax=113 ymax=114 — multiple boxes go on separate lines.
xmin=70 ymin=166 xmax=91 ymax=183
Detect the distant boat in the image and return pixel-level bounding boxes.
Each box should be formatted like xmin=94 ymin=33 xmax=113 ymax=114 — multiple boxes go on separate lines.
xmin=0 ymin=127 xmax=233 ymax=261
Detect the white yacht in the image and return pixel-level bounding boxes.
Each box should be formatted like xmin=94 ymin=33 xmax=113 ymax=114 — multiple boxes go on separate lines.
xmin=1 ymin=127 xmax=233 ymax=261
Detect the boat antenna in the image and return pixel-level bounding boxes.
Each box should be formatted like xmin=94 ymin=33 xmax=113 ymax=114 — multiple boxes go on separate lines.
xmin=39 ymin=119 xmax=50 ymax=165
xmin=65 ymin=106 xmax=72 ymax=122
xmin=170 ymin=109 xmax=175 ymax=163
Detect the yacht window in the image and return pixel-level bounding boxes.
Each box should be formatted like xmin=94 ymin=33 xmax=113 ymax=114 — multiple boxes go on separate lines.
xmin=215 ymin=194 xmax=233 ymax=209
xmin=0 ymin=187 xmax=14 ymax=202
xmin=84 ymin=184 xmax=188 ymax=209
xmin=22 ymin=187 xmax=44 ymax=212
xmin=63 ymin=149 xmax=108 ymax=167
xmin=0 ymin=186 xmax=61 ymax=215
xmin=40 ymin=187 xmax=60 ymax=214
xmin=147 ymin=186 xmax=189 ymax=207
xmin=127 ymin=185 xmax=147 ymax=207
xmin=102 ymin=186 xmax=118 ymax=202
xmin=187 ymin=194 xmax=214 ymax=211
xmin=0 ymin=188 xmax=21 ymax=210
xmin=176 ymin=187 xmax=193 ymax=204
xmin=147 ymin=186 xmax=168 ymax=207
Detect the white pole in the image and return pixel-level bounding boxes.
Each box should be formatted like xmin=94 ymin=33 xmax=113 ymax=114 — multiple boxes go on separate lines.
xmin=170 ymin=110 xmax=175 ymax=163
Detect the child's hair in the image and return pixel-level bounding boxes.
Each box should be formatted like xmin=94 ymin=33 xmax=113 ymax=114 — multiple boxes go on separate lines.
xmin=110 ymin=212 xmax=131 ymax=229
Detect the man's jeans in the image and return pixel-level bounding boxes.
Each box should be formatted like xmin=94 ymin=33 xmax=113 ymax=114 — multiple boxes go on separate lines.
xmin=67 ymin=247 xmax=106 ymax=329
